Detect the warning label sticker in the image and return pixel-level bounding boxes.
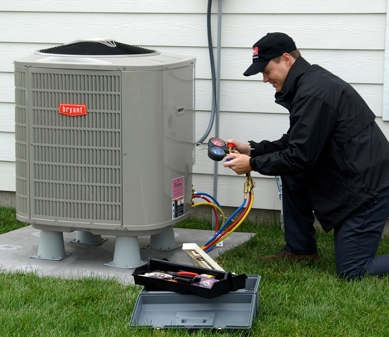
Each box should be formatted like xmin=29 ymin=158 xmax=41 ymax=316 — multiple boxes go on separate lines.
xmin=172 ymin=177 xmax=184 ymax=219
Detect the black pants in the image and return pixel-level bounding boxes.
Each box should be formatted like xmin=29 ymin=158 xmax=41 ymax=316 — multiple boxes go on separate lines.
xmin=282 ymin=174 xmax=389 ymax=280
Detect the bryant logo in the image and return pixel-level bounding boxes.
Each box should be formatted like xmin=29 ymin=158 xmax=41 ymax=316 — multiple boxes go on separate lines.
xmin=59 ymin=103 xmax=87 ymax=116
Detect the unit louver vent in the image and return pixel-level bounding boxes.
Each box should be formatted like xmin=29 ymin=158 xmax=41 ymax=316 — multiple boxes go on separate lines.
xmin=15 ymin=70 xmax=28 ymax=215
xmin=15 ymin=68 xmax=123 ymax=222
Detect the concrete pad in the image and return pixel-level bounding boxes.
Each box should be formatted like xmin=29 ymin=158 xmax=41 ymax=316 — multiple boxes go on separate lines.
xmin=0 ymin=226 xmax=254 ymax=285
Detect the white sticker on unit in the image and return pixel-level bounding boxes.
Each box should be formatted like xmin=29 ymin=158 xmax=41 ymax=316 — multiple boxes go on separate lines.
xmin=172 ymin=176 xmax=184 ymax=219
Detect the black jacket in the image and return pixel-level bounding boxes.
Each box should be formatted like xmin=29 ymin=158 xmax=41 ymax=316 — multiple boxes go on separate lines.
xmin=249 ymin=57 xmax=389 ymax=232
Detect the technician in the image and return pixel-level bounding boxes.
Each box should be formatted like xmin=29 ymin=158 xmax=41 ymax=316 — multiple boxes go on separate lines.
xmin=224 ymin=32 xmax=389 ymax=280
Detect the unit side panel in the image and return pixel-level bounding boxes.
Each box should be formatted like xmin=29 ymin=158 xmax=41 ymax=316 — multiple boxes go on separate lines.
xmin=163 ymin=64 xmax=195 ymax=216
xmin=121 ymin=64 xmax=195 ymax=230
xmin=121 ymin=70 xmax=165 ymax=228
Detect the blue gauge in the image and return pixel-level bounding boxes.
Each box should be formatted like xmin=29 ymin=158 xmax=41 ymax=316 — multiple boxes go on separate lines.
xmin=211 ymin=147 xmax=225 ymax=155
xmin=208 ymin=145 xmax=227 ymax=161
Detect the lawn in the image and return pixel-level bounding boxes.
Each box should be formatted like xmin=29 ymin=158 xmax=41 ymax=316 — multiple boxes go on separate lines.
xmin=1 ymin=206 xmax=389 ymax=336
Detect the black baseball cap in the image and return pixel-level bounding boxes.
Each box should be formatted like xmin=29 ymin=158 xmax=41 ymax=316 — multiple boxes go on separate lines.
xmin=243 ymin=32 xmax=297 ymax=76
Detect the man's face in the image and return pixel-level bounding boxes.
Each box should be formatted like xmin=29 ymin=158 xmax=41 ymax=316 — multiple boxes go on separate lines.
xmin=261 ymin=58 xmax=290 ymax=92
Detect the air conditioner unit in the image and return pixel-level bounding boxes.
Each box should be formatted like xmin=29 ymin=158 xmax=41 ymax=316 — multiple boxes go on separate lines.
xmin=14 ymin=39 xmax=196 ymax=267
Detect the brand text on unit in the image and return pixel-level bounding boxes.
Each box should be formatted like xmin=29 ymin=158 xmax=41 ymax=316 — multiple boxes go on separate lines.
xmin=59 ymin=103 xmax=87 ymax=116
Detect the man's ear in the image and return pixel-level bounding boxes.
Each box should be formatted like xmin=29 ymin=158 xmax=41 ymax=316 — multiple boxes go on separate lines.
xmin=282 ymin=53 xmax=295 ymax=67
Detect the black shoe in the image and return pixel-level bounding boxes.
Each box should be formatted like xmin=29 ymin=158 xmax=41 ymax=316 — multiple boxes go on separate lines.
xmin=262 ymin=248 xmax=320 ymax=261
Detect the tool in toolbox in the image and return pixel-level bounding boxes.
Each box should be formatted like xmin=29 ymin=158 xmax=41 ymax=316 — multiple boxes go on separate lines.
xmin=142 ymin=270 xmax=219 ymax=288
xmin=132 ymin=258 xmax=247 ymax=298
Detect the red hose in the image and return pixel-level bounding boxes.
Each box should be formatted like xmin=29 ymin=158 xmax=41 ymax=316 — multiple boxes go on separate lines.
xmin=203 ymin=192 xmax=252 ymax=251
xmin=192 ymin=195 xmax=219 ymax=231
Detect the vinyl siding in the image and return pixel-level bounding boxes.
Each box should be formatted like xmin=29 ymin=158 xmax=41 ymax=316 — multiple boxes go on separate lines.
xmin=0 ymin=0 xmax=387 ymax=213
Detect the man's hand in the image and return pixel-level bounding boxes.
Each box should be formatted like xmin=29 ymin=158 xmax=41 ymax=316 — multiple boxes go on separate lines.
xmin=225 ymin=139 xmax=251 ymax=156
xmin=223 ymin=153 xmax=252 ymax=175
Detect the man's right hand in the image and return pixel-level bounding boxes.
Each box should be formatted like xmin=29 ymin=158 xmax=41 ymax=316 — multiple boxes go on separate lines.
xmin=225 ymin=139 xmax=251 ymax=156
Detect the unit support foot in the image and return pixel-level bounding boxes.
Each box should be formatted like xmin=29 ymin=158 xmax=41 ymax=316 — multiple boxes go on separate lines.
xmin=31 ymin=230 xmax=71 ymax=261
xmin=105 ymin=236 xmax=144 ymax=269
xmin=71 ymin=231 xmax=107 ymax=245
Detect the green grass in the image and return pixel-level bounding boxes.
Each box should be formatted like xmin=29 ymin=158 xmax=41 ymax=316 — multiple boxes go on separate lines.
xmin=0 ymin=207 xmax=27 ymax=234
xmin=1 ymin=206 xmax=389 ymax=336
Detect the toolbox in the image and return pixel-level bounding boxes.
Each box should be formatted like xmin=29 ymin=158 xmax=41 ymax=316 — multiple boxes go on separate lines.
xmin=129 ymin=274 xmax=261 ymax=331
xmin=132 ymin=258 xmax=247 ymax=299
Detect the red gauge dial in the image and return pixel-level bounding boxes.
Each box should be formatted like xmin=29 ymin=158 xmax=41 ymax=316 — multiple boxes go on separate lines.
xmin=210 ymin=137 xmax=227 ymax=147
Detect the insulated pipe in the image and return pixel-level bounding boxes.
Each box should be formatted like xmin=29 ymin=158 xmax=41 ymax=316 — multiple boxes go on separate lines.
xmin=196 ymin=0 xmax=223 ymax=228
xmin=196 ymin=0 xmax=217 ymax=145
xmin=212 ymin=0 xmax=223 ymax=229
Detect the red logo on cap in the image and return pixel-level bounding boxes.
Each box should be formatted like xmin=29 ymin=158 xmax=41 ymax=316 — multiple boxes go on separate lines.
xmin=253 ymin=46 xmax=259 ymax=58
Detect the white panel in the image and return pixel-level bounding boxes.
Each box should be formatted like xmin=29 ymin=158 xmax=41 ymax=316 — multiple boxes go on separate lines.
xmin=196 ymin=80 xmax=384 ymax=115
xmin=242 ymin=49 xmax=384 ymax=85
xmin=162 ymin=48 xmax=384 ymax=84
xmin=0 ymin=0 xmax=385 ymax=14
xmin=0 ymin=73 xmax=14 ymax=103
xmin=0 ymin=13 xmax=385 ymax=50
xmin=222 ymin=0 xmax=387 ymax=14
xmin=376 ymin=117 xmax=389 ymax=140
xmin=221 ymin=14 xmax=386 ymax=50
xmin=352 ymin=84 xmax=383 ymax=117
xmin=0 ymin=12 xmax=208 ymax=46
xmin=196 ymin=79 xmax=282 ymax=114
xmin=0 ymin=103 xmax=15 ymax=132
xmin=0 ymin=133 xmax=15 ymax=161
xmin=1 ymin=43 xmax=54 ymax=73
xmin=193 ymin=174 xmax=282 ymax=211
xmin=0 ymin=162 xmax=16 ymax=192
xmin=4 ymin=43 xmax=383 ymax=85
xmin=0 ymin=0 xmax=210 ymax=13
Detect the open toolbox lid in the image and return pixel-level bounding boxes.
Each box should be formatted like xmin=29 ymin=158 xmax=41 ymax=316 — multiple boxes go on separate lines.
xmin=132 ymin=258 xmax=247 ymax=299
xmin=130 ymin=274 xmax=261 ymax=331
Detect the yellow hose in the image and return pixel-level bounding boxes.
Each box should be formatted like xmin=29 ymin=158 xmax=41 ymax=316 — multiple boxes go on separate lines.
xmin=209 ymin=190 xmax=254 ymax=247
xmin=192 ymin=202 xmax=226 ymax=228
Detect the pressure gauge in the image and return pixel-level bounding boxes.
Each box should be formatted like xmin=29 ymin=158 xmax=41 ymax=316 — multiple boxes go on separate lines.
xmin=209 ymin=137 xmax=227 ymax=147
xmin=208 ymin=146 xmax=226 ymax=161
xmin=208 ymin=137 xmax=228 ymax=161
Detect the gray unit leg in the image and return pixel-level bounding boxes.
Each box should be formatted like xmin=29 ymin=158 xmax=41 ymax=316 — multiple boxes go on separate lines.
xmin=31 ymin=230 xmax=71 ymax=261
xmin=105 ymin=236 xmax=144 ymax=269
xmin=71 ymin=231 xmax=107 ymax=245
xmin=147 ymin=226 xmax=181 ymax=251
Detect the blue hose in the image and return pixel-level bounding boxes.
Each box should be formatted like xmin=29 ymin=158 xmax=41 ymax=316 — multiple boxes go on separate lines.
xmin=193 ymin=193 xmax=222 ymax=209
xmin=275 ymin=176 xmax=282 ymax=200
xmin=203 ymin=198 xmax=247 ymax=252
